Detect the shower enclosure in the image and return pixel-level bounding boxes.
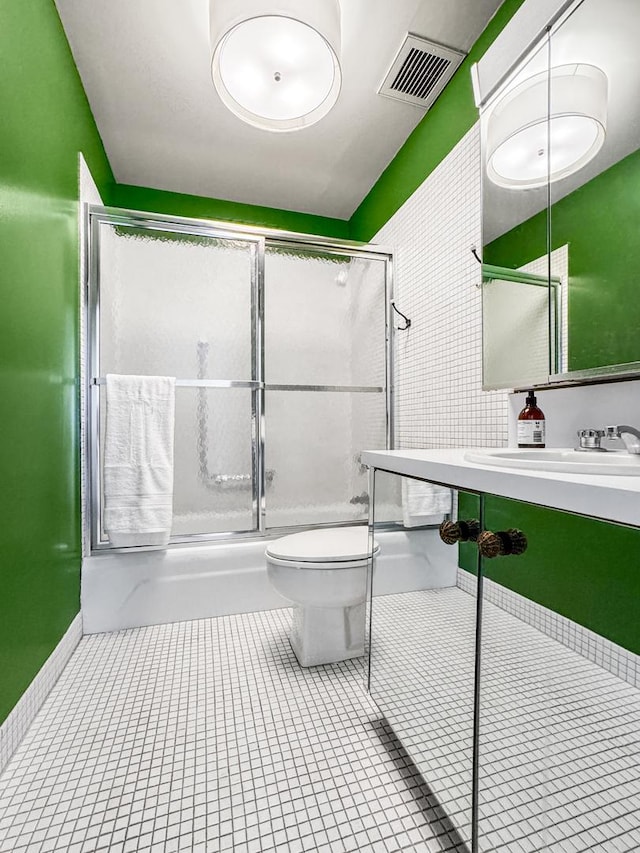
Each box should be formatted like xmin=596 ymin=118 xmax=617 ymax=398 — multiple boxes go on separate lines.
xmin=87 ymin=207 xmax=392 ymax=550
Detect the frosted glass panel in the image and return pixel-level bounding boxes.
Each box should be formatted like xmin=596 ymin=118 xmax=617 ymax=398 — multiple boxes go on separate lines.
xmin=91 ymin=211 xmax=391 ymax=547
xmin=99 ymin=223 xmax=255 ymax=379
xmin=172 ymin=388 xmax=255 ymax=535
xmin=98 ymin=387 xmax=255 ymax=538
xmin=265 ymin=390 xmax=386 ymax=528
xmin=265 ymin=247 xmax=386 ymax=386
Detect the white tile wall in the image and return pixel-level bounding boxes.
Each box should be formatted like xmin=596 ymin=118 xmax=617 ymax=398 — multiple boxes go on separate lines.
xmin=0 ymin=615 xmax=82 ymax=777
xmin=457 ymin=568 xmax=640 ymax=688
xmin=373 ymin=123 xmax=508 ymax=451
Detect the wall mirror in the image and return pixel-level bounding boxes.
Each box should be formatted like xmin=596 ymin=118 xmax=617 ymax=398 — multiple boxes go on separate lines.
xmin=480 ymin=0 xmax=640 ymax=389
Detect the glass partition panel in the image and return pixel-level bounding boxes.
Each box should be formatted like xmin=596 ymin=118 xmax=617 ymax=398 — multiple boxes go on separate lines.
xmin=368 ymin=472 xmax=479 ymax=850
xmin=265 ymin=390 xmax=385 ymax=529
xmin=264 ymin=245 xmax=387 ymax=387
xmin=98 ymin=222 xmax=256 ymax=380
xmin=478 ymin=497 xmax=640 ymax=851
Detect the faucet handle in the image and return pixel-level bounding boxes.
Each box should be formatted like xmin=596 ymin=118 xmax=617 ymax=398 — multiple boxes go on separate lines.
xmin=577 ymin=428 xmax=605 ymax=450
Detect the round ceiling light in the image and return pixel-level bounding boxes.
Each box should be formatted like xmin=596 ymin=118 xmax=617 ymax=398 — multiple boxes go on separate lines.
xmin=486 ymin=63 xmax=607 ymax=189
xmin=210 ymin=0 xmax=342 ymax=132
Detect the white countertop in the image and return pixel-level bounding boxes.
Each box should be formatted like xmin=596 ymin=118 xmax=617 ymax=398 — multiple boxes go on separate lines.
xmin=361 ymin=448 xmax=640 ymax=528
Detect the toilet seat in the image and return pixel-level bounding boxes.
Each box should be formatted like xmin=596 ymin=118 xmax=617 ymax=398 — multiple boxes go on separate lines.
xmin=265 ymin=526 xmax=379 ymax=569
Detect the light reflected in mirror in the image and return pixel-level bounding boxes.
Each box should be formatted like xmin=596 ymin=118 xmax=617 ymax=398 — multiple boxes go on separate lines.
xmin=480 ymin=37 xmax=552 ymax=390
xmin=481 ymin=0 xmax=640 ymax=388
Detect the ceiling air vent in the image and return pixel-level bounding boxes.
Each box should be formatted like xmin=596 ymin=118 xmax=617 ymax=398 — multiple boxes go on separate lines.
xmin=378 ymin=34 xmax=466 ymax=109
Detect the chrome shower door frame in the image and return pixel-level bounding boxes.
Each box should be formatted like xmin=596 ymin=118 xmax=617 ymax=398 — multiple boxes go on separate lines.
xmin=87 ymin=206 xmax=394 ymax=552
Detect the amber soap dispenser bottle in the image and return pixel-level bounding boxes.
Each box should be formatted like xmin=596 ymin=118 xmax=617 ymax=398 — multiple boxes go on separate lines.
xmin=517 ymin=391 xmax=546 ymax=448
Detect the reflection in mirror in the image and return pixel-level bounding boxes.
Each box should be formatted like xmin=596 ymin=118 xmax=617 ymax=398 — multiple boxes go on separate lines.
xmin=368 ymin=471 xmax=475 ymax=848
xmin=482 ymin=0 xmax=640 ymax=385
xmin=481 ymin=261 xmax=561 ymax=390
xmin=479 ymin=36 xmax=553 ymax=389
xmin=549 ymin=0 xmax=640 ymax=374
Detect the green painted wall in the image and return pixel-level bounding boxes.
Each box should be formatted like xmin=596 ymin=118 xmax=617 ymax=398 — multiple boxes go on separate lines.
xmin=348 ymin=0 xmax=527 ymax=242
xmin=110 ymin=184 xmax=349 ymax=240
xmin=458 ymin=493 xmax=640 ymax=655
xmin=485 ymin=145 xmax=640 ymax=371
xmin=0 ymin=0 xmax=114 ymax=725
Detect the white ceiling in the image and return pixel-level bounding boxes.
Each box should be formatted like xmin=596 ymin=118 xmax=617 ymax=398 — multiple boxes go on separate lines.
xmin=55 ymin=0 xmax=503 ymax=219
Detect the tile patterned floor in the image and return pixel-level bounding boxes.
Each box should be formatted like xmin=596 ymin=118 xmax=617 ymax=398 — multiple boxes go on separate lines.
xmin=370 ymin=588 xmax=476 ymax=847
xmin=370 ymin=589 xmax=640 ymax=853
xmin=0 ymin=608 xmax=467 ymax=853
xmin=2 ymin=590 xmax=640 ymax=853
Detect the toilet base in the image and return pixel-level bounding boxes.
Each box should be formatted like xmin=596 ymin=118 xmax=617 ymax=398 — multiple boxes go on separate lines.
xmin=289 ymin=602 xmax=365 ymax=667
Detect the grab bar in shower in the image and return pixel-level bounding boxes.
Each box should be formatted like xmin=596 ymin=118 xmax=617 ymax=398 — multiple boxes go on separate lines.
xmin=214 ymin=470 xmax=276 ymax=488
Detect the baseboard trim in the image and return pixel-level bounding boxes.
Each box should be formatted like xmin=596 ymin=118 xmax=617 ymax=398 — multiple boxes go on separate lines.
xmin=0 ymin=613 xmax=83 ymax=775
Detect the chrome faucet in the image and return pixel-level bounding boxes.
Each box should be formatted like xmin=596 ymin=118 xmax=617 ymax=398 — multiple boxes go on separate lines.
xmin=605 ymin=425 xmax=640 ymax=455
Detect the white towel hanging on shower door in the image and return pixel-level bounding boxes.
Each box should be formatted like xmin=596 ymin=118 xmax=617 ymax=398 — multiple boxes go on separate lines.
xmin=104 ymin=374 xmax=176 ymax=547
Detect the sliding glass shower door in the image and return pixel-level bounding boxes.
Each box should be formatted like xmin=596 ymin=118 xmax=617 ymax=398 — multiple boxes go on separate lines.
xmin=92 ymin=219 xmax=261 ymax=545
xmin=264 ymin=244 xmax=388 ymax=529
xmin=88 ymin=209 xmax=391 ymax=550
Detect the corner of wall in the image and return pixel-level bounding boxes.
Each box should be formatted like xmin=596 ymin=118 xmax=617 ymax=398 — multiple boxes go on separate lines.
xmin=108 ymin=184 xmax=350 ymax=240
xmin=348 ymin=0 xmax=528 ymax=243
xmin=0 ymin=614 xmax=83 ymax=776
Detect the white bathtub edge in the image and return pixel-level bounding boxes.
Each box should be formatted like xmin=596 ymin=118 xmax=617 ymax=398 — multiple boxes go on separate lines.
xmin=82 ymin=530 xmax=457 ymax=634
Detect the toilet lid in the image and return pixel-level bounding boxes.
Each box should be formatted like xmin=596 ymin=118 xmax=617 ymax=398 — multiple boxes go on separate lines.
xmin=266 ymin=526 xmax=376 ymax=563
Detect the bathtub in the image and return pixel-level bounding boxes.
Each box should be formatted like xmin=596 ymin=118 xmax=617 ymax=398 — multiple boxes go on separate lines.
xmin=81 ymin=528 xmax=457 ymax=634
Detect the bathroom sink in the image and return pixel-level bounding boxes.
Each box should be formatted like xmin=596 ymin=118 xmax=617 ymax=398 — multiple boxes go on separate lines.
xmin=464 ymin=448 xmax=640 ymax=476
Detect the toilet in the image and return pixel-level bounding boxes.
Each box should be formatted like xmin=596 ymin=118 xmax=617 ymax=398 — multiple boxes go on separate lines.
xmin=266 ymin=526 xmax=380 ymax=667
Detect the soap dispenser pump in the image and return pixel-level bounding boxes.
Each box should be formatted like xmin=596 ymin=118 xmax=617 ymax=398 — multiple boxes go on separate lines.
xmin=517 ymin=391 xmax=545 ymax=448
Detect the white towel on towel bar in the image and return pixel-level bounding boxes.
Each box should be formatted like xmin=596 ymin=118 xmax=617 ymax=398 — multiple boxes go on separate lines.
xmin=104 ymin=374 xmax=176 ymax=547
xmin=401 ymin=477 xmax=452 ymax=528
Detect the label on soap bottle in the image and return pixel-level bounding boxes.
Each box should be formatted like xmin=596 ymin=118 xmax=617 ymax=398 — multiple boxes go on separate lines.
xmin=517 ymin=420 xmax=545 ymax=446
